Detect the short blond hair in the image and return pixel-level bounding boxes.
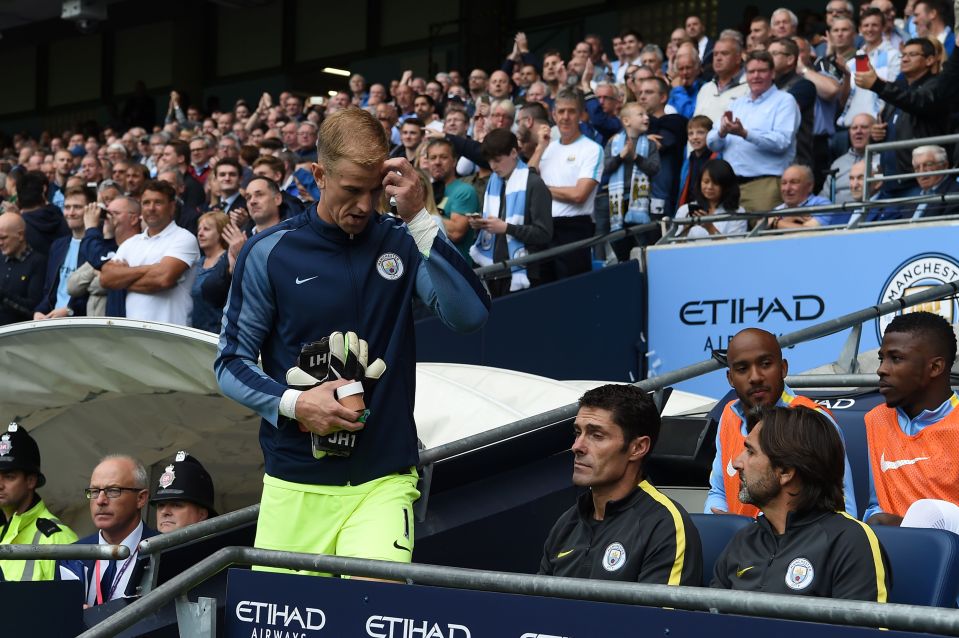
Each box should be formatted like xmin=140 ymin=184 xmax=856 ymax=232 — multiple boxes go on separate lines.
xmin=317 ymin=107 xmax=389 ymax=169
xmin=619 ymin=102 xmax=646 ymax=119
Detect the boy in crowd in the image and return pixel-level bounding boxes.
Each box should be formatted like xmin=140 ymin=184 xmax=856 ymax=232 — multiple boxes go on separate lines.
xmin=678 ymin=115 xmax=718 ymax=207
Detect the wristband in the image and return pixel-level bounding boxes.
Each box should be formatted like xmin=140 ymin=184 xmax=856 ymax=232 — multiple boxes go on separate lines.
xmin=279 ymin=389 xmax=303 ymax=419
xmin=406 ymin=208 xmax=438 ymax=257
xmin=334 ymin=381 xmax=365 ymax=399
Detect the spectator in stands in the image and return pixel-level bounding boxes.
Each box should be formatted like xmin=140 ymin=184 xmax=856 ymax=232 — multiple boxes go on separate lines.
xmin=539 ymin=384 xmax=703 ymax=585
xmin=865 ymin=312 xmax=959 ymax=528
xmin=191 ymin=211 xmax=228 ymax=333
xmin=666 ymin=28 xmax=691 ymax=77
xmin=516 ymin=101 xmax=550 ymax=163
xmin=678 ymin=115 xmax=718 ymax=208
xmin=604 ymin=101 xmax=659 ymax=255
xmin=712 ymin=405 xmax=889 ymax=601
xmin=637 ymin=77 xmax=686 ymax=218
xmin=391 ymin=118 xmax=424 ymax=163
xmin=489 ymin=99 xmax=516 ymax=132
xmin=468 ymin=129 xmax=552 ymax=295
xmin=639 ymin=45 xmax=666 ymax=79
xmin=160 ymin=140 xmax=206 ymax=213
xmin=294 ymin=123 xmax=318 ymax=163
xmin=151 ymin=451 xmax=217 ymax=533
xmin=914 ymin=0 xmax=955 ymax=54
xmin=375 ymin=103 xmax=399 ymax=146
xmin=413 ymin=94 xmax=440 ymax=127
xmin=873 ymin=145 xmax=959 ymax=219
xmin=707 ymin=51 xmax=799 ymax=213
xmin=252 ymin=156 xmax=303 ymax=218
xmin=0 ymin=422 xmax=77 ymax=582
xmin=749 ymin=16 xmax=772 ymax=50
xmin=125 ymin=164 xmax=149 ymax=198
xmin=16 ymin=170 xmax=68 ymax=255
xmin=769 ymin=164 xmax=833 ymax=228
xmin=0 ymin=213 xmax=45 ymax=325
xmin=157 ymin=169 xmax=200 ymax=235
xmin=838 ymin=10 xmax=901 ymax=137
xmin=427 ymin=138 xmax=478 ymax=262
xmin=209 ymin=158 xmax=246 ymax=214
xmin=668 ymin=50 xmax=703 ymax=119
xmin=814 ymin=0 xmax=857 ymax=57
xmin=686 ymin=15 xmax=714 ymax=71
xmin=796 ymin=35 xmax=844 ymax=193
xmin=694 ymin=36 xmax=747 ymax=126
xmin=858 ymin=38 xmax=951 ymax=197
xmin=771 ymin=8 xmax=799 ymax=38
xmin=49 ymin=149 xmax=72 ymax=209
xmin=100 ymin=180 xmax=200 ymax=326
xmin=57 ymin=455 xmax=157 ymax=606
xmin=821 ymin=113 xmax=876 ymax=204
xmin=845 ymin=160 xmax=887 ymax=224
xmin=872 ymin=0 xmax=909 ymax=49
xmin=188 ymin=137 xmax=213 ymax=185
xmin=705 ymin=328 xmax=857 ymax=516
xmin=33 ymin=187 xmax=91 ymax=319
xmin=530 ymin=88 xmax=603 ymax=282
xmin=615 ymin=30 xmax=644 ymax=84
xmin=769 ymin=38 xmax=815 ymax=171
xmin=583 ymin=81 xmax=623 ymax=146
xmin=674 ymin=158 xmax=747 ymax=239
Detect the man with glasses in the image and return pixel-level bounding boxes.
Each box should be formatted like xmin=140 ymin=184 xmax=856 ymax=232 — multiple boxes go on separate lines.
xmin=872 ymin=145 xmax=959 ymax=219
xmin=0 ymin=423 xmax=77 ymax=582
xmin=57 ymin=455 xmax=157 ymax=605
xmin=856 ymin=38 xmax=951 ymax=197
xmin=187 ymin=137 xmax=214 ymax=185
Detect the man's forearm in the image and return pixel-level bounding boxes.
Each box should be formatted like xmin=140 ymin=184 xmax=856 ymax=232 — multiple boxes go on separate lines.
xmin=100 ymin=263 xmax=151 ymax=290
xmin=548 ymin=185 xmax=591 ymax=204
xmin=127 ymin=263 xmax=180 ymax=293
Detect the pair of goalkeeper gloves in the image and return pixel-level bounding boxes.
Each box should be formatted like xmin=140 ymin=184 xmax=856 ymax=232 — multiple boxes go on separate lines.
xmin=286 ymin=331 xmax=386 ymax=458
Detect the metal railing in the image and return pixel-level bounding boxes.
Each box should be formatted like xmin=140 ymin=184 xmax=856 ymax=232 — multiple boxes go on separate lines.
xmin=0 ymin=544 xmax=129 ymax=560
xmin=863 ymin=133 xmax=959 ymax=191
xmin=77 ymin=546 xmax=959 ymax=638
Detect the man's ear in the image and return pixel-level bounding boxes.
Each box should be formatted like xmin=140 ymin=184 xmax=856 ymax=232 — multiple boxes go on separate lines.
xmin=628 ymin=435 xmax=651 ymax=462
xmin=777 ymin=465 xmax=795 ymax=487
xmin=311 ymin=162 xmax=326 ymax=190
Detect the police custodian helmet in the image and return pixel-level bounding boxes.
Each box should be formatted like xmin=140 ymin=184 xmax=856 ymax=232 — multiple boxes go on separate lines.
xmin=150 ymin=451 xmax=217 ymax=516
xmin=0 ymin=422 xmax=46 ymax=487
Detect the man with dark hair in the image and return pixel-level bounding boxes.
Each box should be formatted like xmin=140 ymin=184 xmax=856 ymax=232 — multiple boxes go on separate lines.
xmin=769 ymin=37 xmax=816 ymax=170
xmin=468 ymin=129 xmax=552 ymax=296
xmin=707 ymin=50 xmax=799 ymax=213
xmin=209 ymin=157 xmax=246 ymax=214
xmin=252 ymin=156 xmax=303 ymax=218
xmin=706 ymin=328 xmax=857 ymax=516
xmin=160 ymin=140 xmax=206 ymax=212
xmin=16 ymin=170 xmax=68 ymax=255
xmin=712 ymin=405 xmax=890 ymax=601
xmin=539 ymin=384 xmax=702 ymax=584
xmin=636 ymin=77 xmax=686 ymax=218
xmin=615 ymin=29 xmax=644 ymax=83
xmin=427 ymin=137 xmax=478 ymax=261
xmin=390 ymin=117 xmax=424 ymax=163
xmin=0 ymin=422 xmax=78 ymax=581
xmin=100 ymin=180 xmax=199 ymax=326
xmin=914 ymin=0 xmax=955 ymax=54
xmin=856 ymin=37 xmax=950 ymax=197
xmin=864 ymin=311 xmax=959 ymax=527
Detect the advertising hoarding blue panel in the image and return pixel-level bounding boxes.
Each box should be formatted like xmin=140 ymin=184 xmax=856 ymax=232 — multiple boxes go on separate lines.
xmin=646 ymin=224 xmax=959 ymax=397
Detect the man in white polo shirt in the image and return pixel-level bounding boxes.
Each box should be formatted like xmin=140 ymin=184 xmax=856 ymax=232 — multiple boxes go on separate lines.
xmin=99 ymin=180 xmax=199 ymax=325
xmin=530 ymin=87 xmax=603 ymax=283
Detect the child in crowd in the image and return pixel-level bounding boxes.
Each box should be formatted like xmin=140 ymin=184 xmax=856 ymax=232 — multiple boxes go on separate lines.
xmin=677 ymin=115 xmax=717 ymax=207
xmin=604 ymin=102 xmax=660 ymax=256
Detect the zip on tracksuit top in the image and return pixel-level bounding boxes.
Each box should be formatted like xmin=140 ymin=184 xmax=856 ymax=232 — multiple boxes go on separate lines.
xmin=711 ymin=509 xmax=890 ymax=601
xmin=539 ymin=480 xmax=703 ymax=585
xmin=215 ymin=207 xmax=490 ymax=486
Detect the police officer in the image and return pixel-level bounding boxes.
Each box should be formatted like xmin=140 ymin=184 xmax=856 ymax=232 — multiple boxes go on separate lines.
xmin=0 ymin=422 xmax=78 ymax=581
xmin=712 ymin=406 xmax=890 ymax=600
xmin=151 ymin=451 xmax=217 ymax=533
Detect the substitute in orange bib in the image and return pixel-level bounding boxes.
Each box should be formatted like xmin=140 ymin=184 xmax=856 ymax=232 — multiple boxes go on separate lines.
xmin=864 ymin=311 xmax=959 ymax=528
xmin=712 ymin=406 xmax=889 ymax=601
xmin=704 ymin=327 xmax=857 ymax=517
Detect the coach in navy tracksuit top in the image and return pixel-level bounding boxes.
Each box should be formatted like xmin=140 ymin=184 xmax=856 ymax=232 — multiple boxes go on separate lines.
xmin=214 ymin=147 xmax=490 ymax=488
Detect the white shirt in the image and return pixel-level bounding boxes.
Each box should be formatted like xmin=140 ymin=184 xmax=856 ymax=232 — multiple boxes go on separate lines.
xmin=114 ymin=221 xmax=200 ymax=326
xmin=57 ymin=522 xmax=145 ymax=606
xmin=674 ymin=204 xmax=747 ymax=239
xmin=539 ymin=134 xmax=604 ymax=218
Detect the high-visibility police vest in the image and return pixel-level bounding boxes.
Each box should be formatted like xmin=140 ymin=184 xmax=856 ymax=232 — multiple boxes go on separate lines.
xmin=0 ymin=498 xmax=78 ymax=581
xmin=865 ymin=396 xmax=959 ymax=518
xmin=719 ymin=392 xmax=828 ymax=518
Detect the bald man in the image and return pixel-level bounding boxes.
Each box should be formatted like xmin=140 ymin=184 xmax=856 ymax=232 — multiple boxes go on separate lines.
xmin=0 ymin=212 xmax=46 ymax=325
xmin=705 ymin=328 xmax=858 ymax=517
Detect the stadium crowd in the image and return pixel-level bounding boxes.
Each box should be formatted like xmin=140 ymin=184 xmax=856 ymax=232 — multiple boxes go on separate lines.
xmin=2 ymin=1 xmax=959 ymax=325
xmin=3 ymin=1 xmax=959 ymax=617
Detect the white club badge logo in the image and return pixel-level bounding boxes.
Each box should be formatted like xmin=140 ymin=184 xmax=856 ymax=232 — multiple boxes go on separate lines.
xmin=0 ymin=434 xmax=10 ymax=457
xmin=376 ymin=252 xmax=404 ymax=281
xmin=479 ymin=230 xmax=494 ymax=251
xmin=876 ymin=253 xmax=959 ymax=342
xmin=602 ymin=542 xmax=627 ymax=572
xmin=158 ymin=464 xmax=176 ymax=489
xmin=785 ymin=557 xmax=815 ymax=590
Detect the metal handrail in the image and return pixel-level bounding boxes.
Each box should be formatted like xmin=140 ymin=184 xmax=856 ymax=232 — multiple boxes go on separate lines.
xmin=863 ymin=132 xmax=959 ymax=190
xmin=137 ymin=504 xmax=258 ymax=556
xmin=419 ymin=280 xmax=959 ymax=465
xmin=76 ymin=546 xmax=959 ymax=638
xmin=0 ymin=544 xmax=129 ymax=560
xmin=786 ymin=374 xmax=879 ymax=388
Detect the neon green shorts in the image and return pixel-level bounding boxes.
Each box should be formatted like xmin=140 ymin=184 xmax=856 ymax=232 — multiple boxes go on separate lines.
xmin=253 ymin=469 xmax=420 ymax=576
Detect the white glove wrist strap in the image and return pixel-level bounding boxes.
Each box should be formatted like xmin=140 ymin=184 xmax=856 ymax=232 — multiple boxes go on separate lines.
xmin=335 ymin=381 xmax=365 ymax=399
xmin=279 ymin=389 xmax=303 ymax=419
xmin=406 ymin=208 xmax=438 ymax=257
